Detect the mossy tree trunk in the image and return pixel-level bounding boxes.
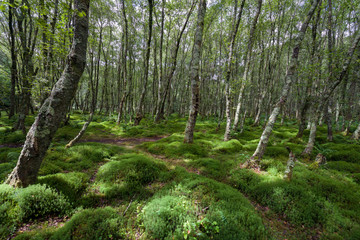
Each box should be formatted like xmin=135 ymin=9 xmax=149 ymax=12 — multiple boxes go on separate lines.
xmin=184 ymin=0 xmax=206 ymax=143
xmin=6 ymin=0 xmax=90 ymax=187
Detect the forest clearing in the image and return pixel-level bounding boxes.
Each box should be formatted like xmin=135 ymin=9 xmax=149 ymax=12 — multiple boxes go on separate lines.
xmin=0 ymin=0 xmax=360 ymax=239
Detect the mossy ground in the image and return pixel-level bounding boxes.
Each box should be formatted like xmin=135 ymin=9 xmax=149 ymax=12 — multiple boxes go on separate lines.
xmin=1 ymin=112 xmax=360 ymax=239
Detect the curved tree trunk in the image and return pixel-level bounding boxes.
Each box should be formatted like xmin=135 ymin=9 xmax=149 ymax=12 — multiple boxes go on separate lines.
xmin=66 ymin=112 xmax=93 ymax=148
xmin=184 ymin=0 xmax=206 ymax=143
xmin=6 ymin=0 xmax=90 ymax=187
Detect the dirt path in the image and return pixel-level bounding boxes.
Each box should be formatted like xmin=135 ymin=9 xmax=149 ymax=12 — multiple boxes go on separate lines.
xmin=80 ymin=136 xmax=166 ymax=146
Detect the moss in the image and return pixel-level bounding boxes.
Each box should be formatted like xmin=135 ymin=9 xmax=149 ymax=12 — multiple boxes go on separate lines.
xmin=51 ymin=207 xmax=125 ymax=240
xmin=143 ymin=170 xmax=269 ymax=239
xmin=0 ymin=130 xmax=25 ymax=144
xmin=213 ymin=139 xmax=242 ymax=153
xmin=0 ymin=183 xmax=72 ymax=238
xmin=0 ymin=184 xmax=19 ymax=238
xmin=38 ymin=172 xmax=90 ymax=204
xmin=15 ymin=184 xmax=72 ymax=221
xmin=39 ymin=143 xmax=125 ymax=175
xmin=326 ymin=150 xmax=360 ymax=163
xmin=326 ymin=161 xmax=360 ymax=173
xmin=188 ymin=157 xmax=233 ymax=180
xmin=265 ymin=146 xmax=289 ymax=158
xmin=229 ymin=164 xmax=360 ymax=237
xmin=142 ymin=195 xmax=197 ymax=239
xmin=96 ymin=154 xmax=168 ymax=199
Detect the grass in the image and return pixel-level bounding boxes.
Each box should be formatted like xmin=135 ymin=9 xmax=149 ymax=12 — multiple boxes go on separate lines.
xmin=1 ymin=112 xmax=360 ymax=239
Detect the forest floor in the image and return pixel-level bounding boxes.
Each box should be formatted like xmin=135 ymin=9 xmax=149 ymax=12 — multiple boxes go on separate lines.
xmin=1 ymin=112 xmax=360 ymax=240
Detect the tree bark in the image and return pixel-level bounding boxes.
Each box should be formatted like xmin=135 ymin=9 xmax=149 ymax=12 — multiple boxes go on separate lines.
xmin=233 ymin=0 xmax=262 ymax=130
xmin=302 ymin=120 xmax=317 ymax=156
xmin=184 ymin=0 xmax=206 ymax=143
xmin=6 ymin=0 xmax=90 ymax=187
xmin=8 ymin=0 xmax=17 ymax=119
xmin=66 ymin=112 xmax=93 ymax=148
xmin=224 ymin=0 xmax=246 ymax=141
xmin=155 ymin=2 xmax=194 ymax=123
xmin=244 ymin=0 xmax=321 ymax=167
xmin=117 ymin=0 xmax=129 ymax=124
xmin=134 ymin=0 xmax=153 ymax=125
xmin=352 ymin=121 xmax=360 ymax=140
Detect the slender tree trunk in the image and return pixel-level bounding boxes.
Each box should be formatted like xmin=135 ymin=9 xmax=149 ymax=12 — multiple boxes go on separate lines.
xmin=155 ymin=3 xmax=194 ymax=123
xmin=117 ymin=0 xmax=129 ymax=125
xmin=66 ymin=113 xmax=93 ymax=148
xmin=326 ymin=0 xmax=334 ymax=141
xmin=6 ymin=0 xmax=90 ymax=187
xmin=224 ymin=0 xmax=246 ymax=141
xmin=134 ymin=0 xmax=153 ymax=125
xmin=233 ymin=0 xmax=262 ymax=130
xmin=184 ymin=0 xmax=206 ymax=143
xmin=352 ymin=121 xmax=360 ymax=140
xmin=302 ymin=30 xmax=360 ymax=156
xmin=8 ymin=0 xmax=17 ymax=119
xmin=302 ymin=120 xmax=317 ymax=156
xmin=244 ymin=0 xmax=321 ymax=167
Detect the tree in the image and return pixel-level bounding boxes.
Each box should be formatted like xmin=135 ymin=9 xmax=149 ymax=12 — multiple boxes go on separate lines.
xmin=223 ymin=0 xmax=246 ymax=141
xmin=134 ymin=0 xmax=154 ymax=126
xmin=244 ymin=0 xmax=321 ymax=168
xmin=6 ymin=0 xmax=90 ymax=187
xmin=184 ymin=0 xmax=206 ymax=143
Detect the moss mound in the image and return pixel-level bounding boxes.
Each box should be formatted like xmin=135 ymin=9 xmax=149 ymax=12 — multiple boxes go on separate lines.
xmin=141 ymin=169 xmax=268 ymax=239
xmin=0 ymin=184 xmax=71 ymax=239
xmin=96 ymin=154 xmax=168 ymax=198
xmin=51 ymin=207 xmax=124 ymax=240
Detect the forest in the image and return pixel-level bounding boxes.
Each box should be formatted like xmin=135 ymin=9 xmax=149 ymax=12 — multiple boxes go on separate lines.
xmin=0 ymin=0 xmax=360 ymax=239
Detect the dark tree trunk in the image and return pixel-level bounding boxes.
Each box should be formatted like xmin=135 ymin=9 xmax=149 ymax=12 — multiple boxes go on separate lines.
xmin=8 ymin=0 xmax=17 ymax=119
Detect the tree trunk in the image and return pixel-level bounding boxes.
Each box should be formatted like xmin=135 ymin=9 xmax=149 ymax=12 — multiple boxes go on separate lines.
xmin=224 ymin=0 xmax=246 ymax=141
xmin=155 ymin=3 xmax=194 ymax=123
xmin=284 ymin=147 xmax=296 ymax=181
xmin=66 ymin=112 xmax=93 ymax=148
xmin=184 ymin=0 xmax=206 ymax=143
xmin=302 ymin=120 xmax=317 ymax=156
xmin=6 ymin=0 xmax=90 ymax=187
xmin=8 ymin=0 xmax=17 ymax=119
xmin=244 ymin=0 xmax=321 ymax=167
xmin=116 ymin=0 xmax=129 ymax=125
xmin=134 ymin=0 xmax=153 ymax=125
xmin=352 ymin=121 xmax=360 ymax=140
xmin=233 ymin=0 xmax=262 ymax=130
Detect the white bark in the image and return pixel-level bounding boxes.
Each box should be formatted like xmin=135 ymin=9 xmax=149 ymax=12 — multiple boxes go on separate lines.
xmin=245 ymin=0 xmax=321 ymax=166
